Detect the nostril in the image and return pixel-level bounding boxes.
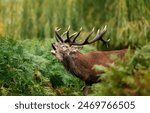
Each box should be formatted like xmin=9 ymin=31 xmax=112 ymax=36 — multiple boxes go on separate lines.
xmin=52 ymin=43 xmax=56 ymax=50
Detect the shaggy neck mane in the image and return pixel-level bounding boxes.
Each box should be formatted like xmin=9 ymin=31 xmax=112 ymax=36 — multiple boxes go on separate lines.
xmin=61 ymin=52 xmax=86 ymax=79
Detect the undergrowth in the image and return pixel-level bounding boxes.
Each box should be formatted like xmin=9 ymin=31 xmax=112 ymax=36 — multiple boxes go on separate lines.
xmin=91 ymin=44 xmax=150 ymax=95
xmin=0 ymin=37 xmax=150 ymax=95
xmin=0 ymin=37 xmax=83 ymax=96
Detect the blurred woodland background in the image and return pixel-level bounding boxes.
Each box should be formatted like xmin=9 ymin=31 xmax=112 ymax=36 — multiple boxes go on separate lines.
xmin=0 ymin=0 xmax=150 ymax=95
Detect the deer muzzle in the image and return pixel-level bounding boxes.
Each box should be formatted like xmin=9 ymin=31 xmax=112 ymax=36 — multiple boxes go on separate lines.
xmin=51 ymin=43 xmax=56 ymax=55
xmin=51 ymin=50 xmax=56 ymax=55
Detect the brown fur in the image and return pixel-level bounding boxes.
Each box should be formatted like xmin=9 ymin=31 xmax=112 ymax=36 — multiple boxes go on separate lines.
xmin=59 ymin=49 xmax=128 ymax=95
xmin=52 ymin=26 xmax=128 ymax=95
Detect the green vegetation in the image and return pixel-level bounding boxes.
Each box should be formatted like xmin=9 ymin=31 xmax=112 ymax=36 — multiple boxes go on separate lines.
xmin=0 ymin=37 xmax=84 ymax=95
xmin=0 ymin=0 xmax=150 ymax=95
xmin=91 ymin=45 xmax=150 ymax=95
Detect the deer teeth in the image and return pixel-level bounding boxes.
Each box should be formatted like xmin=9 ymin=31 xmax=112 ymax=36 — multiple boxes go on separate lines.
xmin=51 ymin=50 xmax=56 ymax=55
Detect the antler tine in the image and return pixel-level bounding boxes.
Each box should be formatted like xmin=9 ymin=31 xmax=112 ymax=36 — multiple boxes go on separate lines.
xmin=80 ymin=27 xmax=95 ymax=45
xmin=61 ymin=31 xmax=67 ymax=37
xmin=100 ymin=26 xmax=110 ymax=48
xmin=54 ymin=26 xmax=109 ymax=47
xmin=71 ymin=26 xmax=109 ymax=47
xmin=55 ymin=27 xmax=64 ymax=42
xmin=61 ymin=26 xmax=70 ymax=36
xmin=72 ymin=27 xmax=82 ymax=43
xmin=61 ymin=25 xmax=77 ymax=38
xmin=66 ymin=25 xmax=71 ymax=42
xmin=70 ymin=27 xmax=94 ymax=45
xmin=88 ymin=25 xmax=109 ymax=47
xmin=69 ymin=32 xmax=77 ymax=39
xmin=64 ymin=26 xmax=82 ymax=44
xmin=62 ymin=31 xmax=77 ymax=40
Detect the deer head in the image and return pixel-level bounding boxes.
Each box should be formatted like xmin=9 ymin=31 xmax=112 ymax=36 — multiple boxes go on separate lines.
xmin=51 ymin=25 xmax=109 ymax=61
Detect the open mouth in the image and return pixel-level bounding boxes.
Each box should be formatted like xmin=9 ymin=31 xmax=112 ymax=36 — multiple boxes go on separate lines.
xmin=51 ymin=43 xmax=56 ymax=55
xmin=51 ymin=50 xmax=56 ymax=55
xmin=52 ymin=43 xmax=56 ymax=50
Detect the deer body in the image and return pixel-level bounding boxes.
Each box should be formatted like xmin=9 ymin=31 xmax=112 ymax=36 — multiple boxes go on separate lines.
xmin=61 ymin=49 xmax=127 ymax=85
xmin=51 ymin=26 xmax=127 ymax=95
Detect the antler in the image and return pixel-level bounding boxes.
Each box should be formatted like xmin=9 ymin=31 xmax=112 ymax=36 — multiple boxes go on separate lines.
xmin=54 ymin=25 xmax=109 ymax=47
xmin=55 ymin=26 xmax=78 ymax=43
xmin=71 ymin=25 xmax=109 ymax=47
xmin=55 ymin=27 xmax=63 ymax=42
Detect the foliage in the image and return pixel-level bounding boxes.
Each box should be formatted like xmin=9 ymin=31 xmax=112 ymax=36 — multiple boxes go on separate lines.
xmin=91 ymin=45 xmax=150 ymax=95
xmin=0 ymin=0 xmax=149 ymax=49
xmin=0 ymin=37 xmax=83 ymax=95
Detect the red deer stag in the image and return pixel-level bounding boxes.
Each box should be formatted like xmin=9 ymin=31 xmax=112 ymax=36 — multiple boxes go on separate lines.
xmin=51 ymin=26 xmax=127 ymax=95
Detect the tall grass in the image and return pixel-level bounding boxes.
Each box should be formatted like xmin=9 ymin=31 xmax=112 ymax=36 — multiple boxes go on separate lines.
xmin=0 ymin=0 xmax=149 ymax=49
xmin=0 ymin=0 xmax=84 ymax=38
